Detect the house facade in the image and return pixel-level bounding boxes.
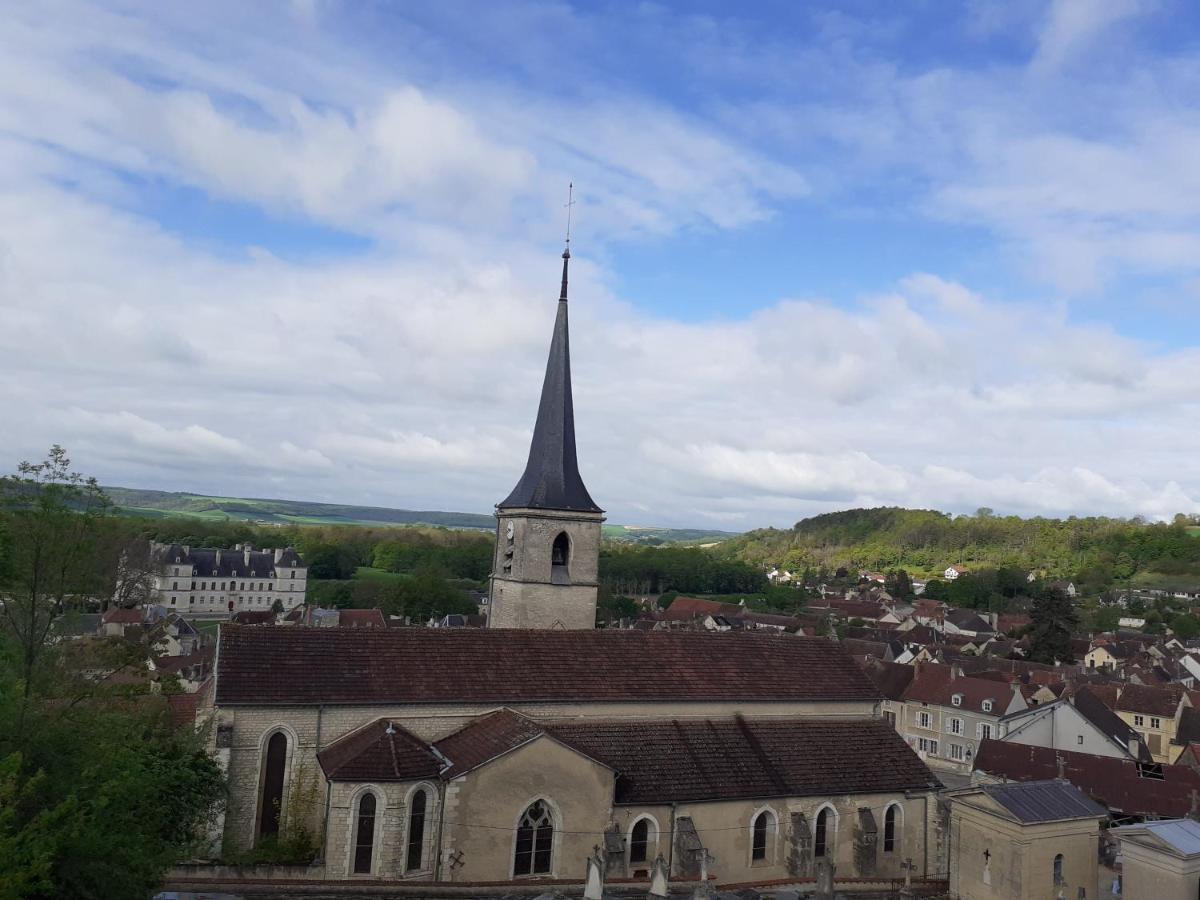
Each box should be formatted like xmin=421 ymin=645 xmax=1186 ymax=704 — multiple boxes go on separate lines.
xmin=899 ymin=668 xmax=1027 ymax=773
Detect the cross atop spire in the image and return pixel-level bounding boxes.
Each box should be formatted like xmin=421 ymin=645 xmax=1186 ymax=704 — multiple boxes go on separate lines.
xmin=560 ymin=183 xmax=574 ymax=302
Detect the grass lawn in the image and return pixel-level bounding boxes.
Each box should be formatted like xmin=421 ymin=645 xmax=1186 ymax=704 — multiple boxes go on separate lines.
xmin=353 ymin=566 xmax=412 ymax=582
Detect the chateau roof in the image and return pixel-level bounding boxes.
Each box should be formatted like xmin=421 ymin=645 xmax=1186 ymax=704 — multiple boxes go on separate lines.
xmin=214 ymin=626 xmax=880 ymax=706
xmin=316 ymin=709 xmax=939 ymax=802
xmin=498 ymin=250 xmax=601 ymax=513
xmin=157 ymin=544 xmax=297 ymax=578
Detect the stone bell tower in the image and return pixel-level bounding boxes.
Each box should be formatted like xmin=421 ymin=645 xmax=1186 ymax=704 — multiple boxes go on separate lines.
xmin=487 ymin=245 xmax=604 ymax=630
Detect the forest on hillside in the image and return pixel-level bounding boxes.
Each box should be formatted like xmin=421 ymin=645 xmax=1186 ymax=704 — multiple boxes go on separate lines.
xmin=717 ymin=507 xmax=1200 ymax=593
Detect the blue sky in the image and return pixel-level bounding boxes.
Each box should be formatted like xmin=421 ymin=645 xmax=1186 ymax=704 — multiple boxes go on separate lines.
xmin=2 ymin=0 xmax=1200 ymax=527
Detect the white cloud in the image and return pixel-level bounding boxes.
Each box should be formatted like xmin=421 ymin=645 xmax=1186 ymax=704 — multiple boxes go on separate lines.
xmin=1 ymin=3 xmax=1199 ymax=527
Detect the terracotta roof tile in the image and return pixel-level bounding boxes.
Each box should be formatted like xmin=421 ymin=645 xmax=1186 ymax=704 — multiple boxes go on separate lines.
xmin=337 ymin=609 xmax=387 ymax=629
xmin=318 ymin=719 xmax=443 ymax=782
xmin=549 ymin=717 xmax=939 ymax=804
xmin=214 ymin=626 xmax=880 ymax=706
xmin=434 ymin=709 xmax=549 ymax=779
xmin=1116 ymin=683 xmax=1184 ymax=717
xmin=903 ymin=670 xmax=1016 ymax=714
xmin=974 ymin=740 xmax=1200 ymax=819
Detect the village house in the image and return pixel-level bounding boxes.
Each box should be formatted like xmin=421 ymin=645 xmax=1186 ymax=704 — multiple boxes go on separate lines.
xmin=899 ymin=666 xmax=1027 ymax=773
xmin=1114 ymin=683 xmax=1187 ymax=763
xmin=944 ymin=565 xmax=968 ymax=581
xmin=997 ymin=688 xmax=1149 ymax=760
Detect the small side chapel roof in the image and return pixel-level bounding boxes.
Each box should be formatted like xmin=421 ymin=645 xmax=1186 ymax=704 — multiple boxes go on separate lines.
xmin=318 ymin=718 xmax=443 ymax=782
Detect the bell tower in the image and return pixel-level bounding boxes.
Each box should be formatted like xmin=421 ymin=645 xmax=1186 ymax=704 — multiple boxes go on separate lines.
xmin=488 ymin=244 xmax=604 ymax=630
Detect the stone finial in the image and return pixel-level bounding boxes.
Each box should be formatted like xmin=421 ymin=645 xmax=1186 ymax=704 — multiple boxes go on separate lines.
xmin=584 ymin=849 xmax=604 ymax=900
xmin=648 ymin=852 xmax=670 ymax=898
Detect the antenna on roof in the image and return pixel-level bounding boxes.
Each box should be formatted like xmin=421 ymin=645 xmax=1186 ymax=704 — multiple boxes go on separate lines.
xmin=385 ymin=722 xmax=396 ymax=736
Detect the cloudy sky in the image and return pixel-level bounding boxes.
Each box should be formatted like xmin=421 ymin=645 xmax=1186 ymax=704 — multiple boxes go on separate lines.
xmin=2 ymin=0 xmax=1200 ymax=528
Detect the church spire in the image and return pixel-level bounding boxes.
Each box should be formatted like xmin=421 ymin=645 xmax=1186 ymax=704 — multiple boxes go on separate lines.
xmin=498 ymin=240 xmax=601 ymax=513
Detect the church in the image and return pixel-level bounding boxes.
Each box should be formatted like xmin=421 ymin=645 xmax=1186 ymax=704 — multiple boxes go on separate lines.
xmin=200 ymin=246 xmax=943 ymax=889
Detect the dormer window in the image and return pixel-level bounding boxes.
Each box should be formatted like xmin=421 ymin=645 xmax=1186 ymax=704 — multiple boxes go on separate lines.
xmin=982 ymin=699 xmax=994 ymax=713
xmin=951 ymin=694 xmax=963 ymax=707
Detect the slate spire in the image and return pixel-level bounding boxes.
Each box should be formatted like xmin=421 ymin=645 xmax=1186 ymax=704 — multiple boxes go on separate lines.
xmin=498 ymin=247 xmax=602 ymax=512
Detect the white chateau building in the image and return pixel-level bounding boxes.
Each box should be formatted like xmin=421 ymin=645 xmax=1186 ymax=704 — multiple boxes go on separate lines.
xmin=150 ymin=541 xmax=307 ymax=616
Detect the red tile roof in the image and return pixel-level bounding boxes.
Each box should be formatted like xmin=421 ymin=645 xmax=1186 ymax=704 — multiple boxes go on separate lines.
xmin=858 ymin=657 xmax=916 ymax=701
xmin=102 ymin=607 xmax=142 ymax=625
xmin=662 ymin=596 xmax=742 ymax=620
xmin=318 ymin=718 xmax=443 ymax=782
xmin=315 ymin=711 xmax=939 ymax=802
xmin=974 ymin=740 xmax=1200 ymax=819
xmin=231 ymin=610 xmax=275 ymax=625
xmin=166 ymin=692 xmax=199 ymax=729
xmin=551 ymin=717 xmax=939 ymax=803
xmin=337 ymin=608 xmax=387 ymax=628
xmin=903 ymin=670 xmax=1017 ymax=715
xmin=215 ymin=626 xmax=881 ymax=706
xmin=1116 ymin=683 xmax=1184 ymax=717
xmin=434 ymin=709 xmax=608 ymax=779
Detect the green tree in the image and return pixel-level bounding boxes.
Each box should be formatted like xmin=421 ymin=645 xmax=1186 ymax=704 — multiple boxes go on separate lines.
xmin=0 ymin=447 xmax=111 ymax=719
xmin=1171 ymin=613 xmax=1200 ymax=640
xmin=1027 ymin=587 xmax=1080 ymax=664
xmin=0 ymin=448 xmax=225 ymax=899
xmin=1092 ymin=606 xmax=1121 ymax=632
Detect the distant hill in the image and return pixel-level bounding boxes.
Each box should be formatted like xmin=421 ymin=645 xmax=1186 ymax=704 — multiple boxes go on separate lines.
xmin=716 ymin=506 xmax=1200 ymax=589
xmin=103 ymin=486 xmax=738 ymax=545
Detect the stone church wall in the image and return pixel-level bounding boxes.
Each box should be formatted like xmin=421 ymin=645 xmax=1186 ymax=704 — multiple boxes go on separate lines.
xmin=216 ymin=696 xmax=879 ymax=854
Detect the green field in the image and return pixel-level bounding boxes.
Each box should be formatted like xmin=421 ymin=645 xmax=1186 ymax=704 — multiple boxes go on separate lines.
xmin=105 ymin=486 xmax=738 ymax=545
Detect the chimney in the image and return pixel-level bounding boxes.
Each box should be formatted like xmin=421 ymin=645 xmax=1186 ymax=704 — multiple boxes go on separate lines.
xmin=244 ymin=547 xmax=251 ymax=566
xmin=1128 ymin=737 xmax=1140 ymax=757
xmin=216 ymin=549 xmax=222 ymax=566
xmin=274 ymin=548 xmax=284 ymax=564
xmin=1055 ymin=755 xmax=1066 ymax=779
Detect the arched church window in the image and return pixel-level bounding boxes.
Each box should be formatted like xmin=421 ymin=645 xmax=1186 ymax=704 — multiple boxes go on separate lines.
xmin=752 ymin=810 xmax=775 ymax=862
xmin=259 ymin=731 xmax=287 ymax=838
xmin=353 ymin=792 xmax=377 ymax=874
xmin=551 ymin=533 xmax=571 ymax=584
xmin=514 ymin=800 xmax=554 ymax=876
xmin=1053 ymin=853 xmax=1064 ymax=885
xmin=406 ymin=788 xmax=428 ymax=871
xmin=884 ymin=804 xmax=899 ymax=852
xmin=815 ymin=807 xmax=833 ymax=858
xmin=630 ymin=817 xmax=652 ymax=864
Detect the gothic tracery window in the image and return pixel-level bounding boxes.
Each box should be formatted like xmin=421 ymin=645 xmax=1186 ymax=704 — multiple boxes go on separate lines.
xmin=514 ymin=800 xmax=554 ymax=876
